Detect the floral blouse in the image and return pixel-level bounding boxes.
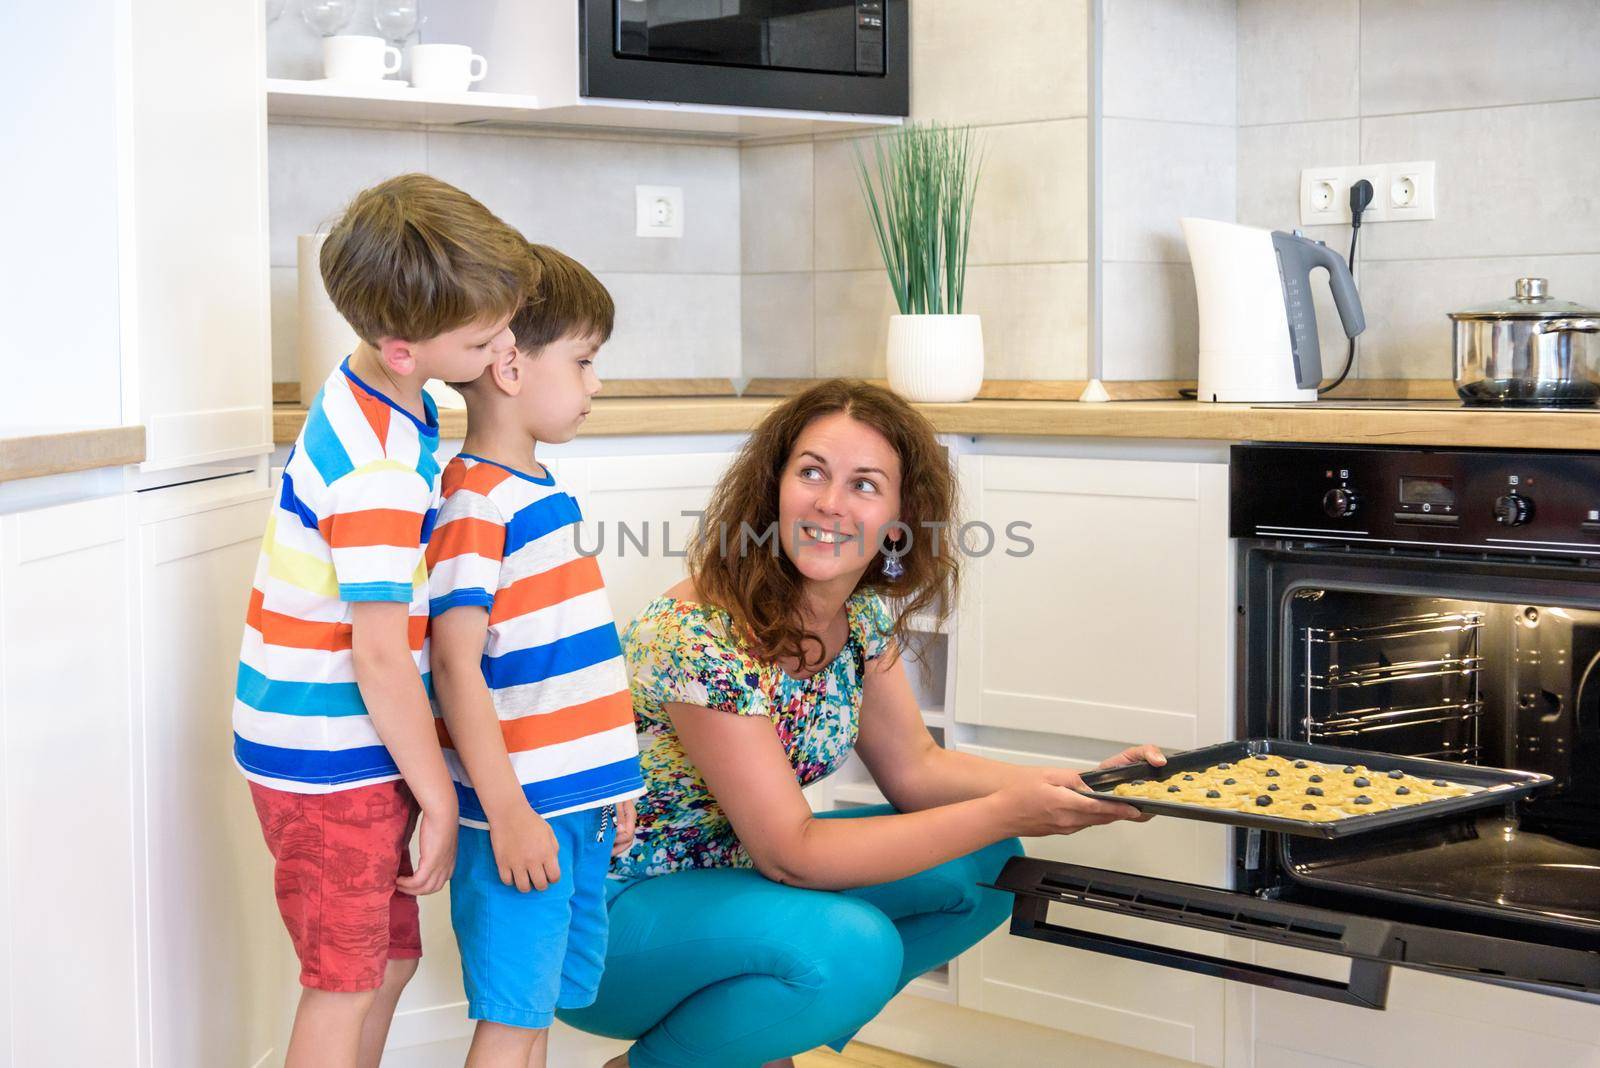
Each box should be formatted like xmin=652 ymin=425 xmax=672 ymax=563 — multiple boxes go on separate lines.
xmin=611 ymin=589 xmax=895 ymax=880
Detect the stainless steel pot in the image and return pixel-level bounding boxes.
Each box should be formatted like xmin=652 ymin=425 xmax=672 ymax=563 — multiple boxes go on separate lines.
xmin=1451 ymin=278 xmax=1600 ymax=406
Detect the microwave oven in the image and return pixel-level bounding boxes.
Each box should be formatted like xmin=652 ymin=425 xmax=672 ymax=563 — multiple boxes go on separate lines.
xmin=580 ymin=0 xmax=908 ymax=116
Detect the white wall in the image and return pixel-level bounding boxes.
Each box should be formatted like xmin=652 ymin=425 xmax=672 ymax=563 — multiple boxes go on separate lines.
xmin=0 ymin=0 xmax=126 ymax=429
xmin=1097 ymin=0 xmax=1236 ymax=382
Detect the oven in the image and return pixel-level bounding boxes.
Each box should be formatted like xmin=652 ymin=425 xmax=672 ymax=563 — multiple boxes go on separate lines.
xmin=996 ymin=443 xmax=1600 ymax=1008
xmin=581 ymin=0 xmax=908 ymax=115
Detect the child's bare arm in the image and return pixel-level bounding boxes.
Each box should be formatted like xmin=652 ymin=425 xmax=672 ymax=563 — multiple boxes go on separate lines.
xmin=432 ymin=605 xmax=562 ymax=891
xmin=351 ymin=600 xmax=457 ymax=894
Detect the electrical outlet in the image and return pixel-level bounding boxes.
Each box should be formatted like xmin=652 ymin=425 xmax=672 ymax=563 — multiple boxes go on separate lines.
xmin=636 ymin=185 xmax=684 ymax=238
xmin=1386 ymin=161 xmax=1436 ymax=220
xmin=1300 ymin=163 xmax=1435 ymax=225
xmin=1299 ymin=166 xmax=1387 ymax=225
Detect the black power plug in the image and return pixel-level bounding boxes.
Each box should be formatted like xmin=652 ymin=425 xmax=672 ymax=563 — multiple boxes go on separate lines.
xmin=1349 ymin=178 xmax=1374 ymax=228
xmin=1319 ymin=179 xmax=1374 ymax=396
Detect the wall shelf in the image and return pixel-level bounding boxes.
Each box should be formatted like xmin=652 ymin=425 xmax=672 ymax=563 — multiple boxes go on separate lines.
xmin=265 ymin=78 xmax=901 ymax=140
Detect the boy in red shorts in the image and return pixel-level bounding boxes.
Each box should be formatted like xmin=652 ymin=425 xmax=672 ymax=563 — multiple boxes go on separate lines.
xmin=233 ymin=174 xmax=534 ymax=1067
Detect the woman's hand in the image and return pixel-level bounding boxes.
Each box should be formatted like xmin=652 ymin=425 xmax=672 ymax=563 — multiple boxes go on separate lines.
xmin=1098 ymin=744 xmax=1166 ymax=772
xmin=989 ymin=767 xmax=1143 ymax=838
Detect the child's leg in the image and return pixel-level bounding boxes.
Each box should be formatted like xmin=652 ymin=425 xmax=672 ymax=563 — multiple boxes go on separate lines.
xmin=357 ymin=847 xmax=426 ymax=1068
xmin=356 ymin=956 xmax=420 ymax=1068
xmin=248 ymin=781 xmax=420 ymax=1068
xmin=286 ymin=988 xmax=379 ymax=1067
xmin=465 ymin=1021 xmax=544 ymax=1066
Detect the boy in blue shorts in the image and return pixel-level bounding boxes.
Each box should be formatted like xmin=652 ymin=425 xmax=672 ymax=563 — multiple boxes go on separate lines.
xmin=428 ymin=244 xmax=644 ymax=1066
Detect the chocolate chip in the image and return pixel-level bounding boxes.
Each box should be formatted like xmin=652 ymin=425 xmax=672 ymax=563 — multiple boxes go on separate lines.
xmin=1130 ymin=780 xmax=1146 ymax=787
xmin=1301 ymin=803 xmax=1316 ymax=811
xmin=1387 ymin=769 xmax=1405 ymax=779
xmin=1167 ymin=785 xmax=1181 ymax=793
xmin=1217 ymin=762 xmax=1233 ymax=770
xmin=1396 ymin=786 xmax=1411 ymax=795
xmin=1265 ymin=769 xmax=1280 ymax=778
xmin=1343 ymin=766 xmax=1357 ymax=774
xmin=1433 ymin=779 xmax=1448 ymax=787
xmin=1268 ymin=784 xmax=1280 ymax=791
xmin=1306 ymin=786 xmax=1324 ymax=796
xmin=1205 ymin=790 xmax=1221 ymax=799
xmin=1353 ymin=795 xmax=1373 ymax=805
xmin=1182 ymin=774 xmax=1195 ymax=781
xmin=1256 ymin=795 xmax=1273 ymax=806
xmin=1309 ymin=774 xmax=1323 ymax=783
xmin=1353 ymin=777 xmax=1371 ymax=788
xmin=1223 ymin=778 xmax=1237 ymax=785
xmin=1254 ymin=755 xmax=1269 ymax=761
xmin=1294 ymin=761 xmax=1308 ymax=769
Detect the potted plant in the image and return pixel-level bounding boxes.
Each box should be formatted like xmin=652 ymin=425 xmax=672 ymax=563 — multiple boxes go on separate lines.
xmin=855 ymin=122 xmax=984 ymax=403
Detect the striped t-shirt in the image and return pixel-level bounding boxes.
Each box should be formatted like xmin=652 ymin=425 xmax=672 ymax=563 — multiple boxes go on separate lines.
xmin=426 ymin=454 xmax=644 ymax=826
xmin=233 ymin=358 xmax=441 ymax=794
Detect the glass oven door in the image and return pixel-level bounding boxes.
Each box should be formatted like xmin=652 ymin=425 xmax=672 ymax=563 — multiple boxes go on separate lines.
xmin=991 ymin=541 xmax=1600 ymax=1009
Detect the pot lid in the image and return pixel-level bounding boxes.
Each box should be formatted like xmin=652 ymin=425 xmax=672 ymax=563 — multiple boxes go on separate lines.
xmin=1449 ymin=277 xmax=1600 ymax=320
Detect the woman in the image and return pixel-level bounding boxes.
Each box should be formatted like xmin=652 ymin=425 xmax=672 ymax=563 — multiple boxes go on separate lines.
xmin=560 ymin=380 xmax=1162 ymax=1067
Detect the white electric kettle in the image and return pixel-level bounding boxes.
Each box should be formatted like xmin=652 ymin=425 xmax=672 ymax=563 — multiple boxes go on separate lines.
xmin=1181 ymin=217 xmax=1367 ymax=403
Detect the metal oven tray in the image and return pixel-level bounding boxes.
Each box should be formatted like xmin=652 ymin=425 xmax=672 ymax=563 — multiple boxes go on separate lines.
xmin=1078 ymin=739 xmax=1553 ymax=839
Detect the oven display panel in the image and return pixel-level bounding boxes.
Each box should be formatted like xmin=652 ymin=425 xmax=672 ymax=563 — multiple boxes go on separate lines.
xmin=1399 ymin=475 xmax=1455 ymax=511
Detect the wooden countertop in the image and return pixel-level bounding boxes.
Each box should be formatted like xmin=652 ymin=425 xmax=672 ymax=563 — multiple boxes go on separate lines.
xmin=0 ymin=425 xmax=147 ymax=482
xmin=272 ymin=397 xmax=1600 ymax=450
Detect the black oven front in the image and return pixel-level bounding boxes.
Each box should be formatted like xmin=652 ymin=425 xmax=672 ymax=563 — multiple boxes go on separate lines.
xmin=581 ymin=0 xmax=908 ymax=115
xmin=996 ymin=443 xmax=1600 ymax=1009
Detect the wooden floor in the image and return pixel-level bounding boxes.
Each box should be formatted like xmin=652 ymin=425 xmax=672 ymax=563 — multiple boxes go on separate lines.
xmin=798 ymin=1044 xmax=945 ymax=1068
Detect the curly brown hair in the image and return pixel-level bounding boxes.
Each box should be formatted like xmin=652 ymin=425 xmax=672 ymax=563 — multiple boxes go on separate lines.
xmin=689 ymin=379 xmax=958 ymax=671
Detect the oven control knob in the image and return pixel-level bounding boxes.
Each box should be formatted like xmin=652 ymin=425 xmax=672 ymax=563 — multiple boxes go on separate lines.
xmin=1322 ymin=487 xmax=1360 ymax=519
xmin=1494 ymin=492 xmax=1534 ymax=527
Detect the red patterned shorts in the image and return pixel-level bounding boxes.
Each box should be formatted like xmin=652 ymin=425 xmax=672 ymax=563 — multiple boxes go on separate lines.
xmin=249 ymin=779 xmax=423 ymax=992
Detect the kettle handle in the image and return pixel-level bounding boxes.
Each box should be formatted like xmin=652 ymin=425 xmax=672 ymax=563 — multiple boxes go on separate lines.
xmin=1271 ymin=232 xmax=1367 ymax=390
xmin=1531 ymin=317 xmax=1600 ymax=335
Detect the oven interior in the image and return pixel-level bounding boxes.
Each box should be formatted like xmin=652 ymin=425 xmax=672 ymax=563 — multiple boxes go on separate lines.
xmin=1256 ymin=569 xmax=1600 ymax=937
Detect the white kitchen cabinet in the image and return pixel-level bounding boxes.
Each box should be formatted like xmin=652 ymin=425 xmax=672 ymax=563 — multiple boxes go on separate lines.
xmin=568 ymin=451 xmax=737 ymax=625
xmin=0 ymin=496 xmax=140 ymax=1066
xmin=124 ymin=0 xmax=273 ymax=469
xmin=1243 ymin=941 xmax=1600 ymax=1068
xmin=953 ymin=453 xmax=1233 ymax=751
xmin=129 ymin=473 xmax=290 ymax=1067
xmin=954 ymin=742 xmax=1231 ymax=1067
xmin=942 ymin=449 xmax=1236 ymax=1066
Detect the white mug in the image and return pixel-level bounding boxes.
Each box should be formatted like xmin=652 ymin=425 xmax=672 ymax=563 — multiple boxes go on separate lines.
xmin=322 ymin=35 xmax=402 ymax=83
xmin=408 ymin=43 xmax=488 ymax=93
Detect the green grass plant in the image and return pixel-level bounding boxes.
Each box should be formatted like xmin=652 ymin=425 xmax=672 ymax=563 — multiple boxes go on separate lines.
xmin=854 ymin=123 xmax=983 ymax=316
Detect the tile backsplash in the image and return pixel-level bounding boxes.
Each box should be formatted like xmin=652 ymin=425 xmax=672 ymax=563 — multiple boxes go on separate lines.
xmin=267 ymin=121 xmax=741 ymax=383
xmin=739 ymin=0 xmax=1093 ymax=382
xmin=268 ymin=0 xmax=1600 ymax=387
xmin=1233 ymin=0 xmax=1600 ymax=382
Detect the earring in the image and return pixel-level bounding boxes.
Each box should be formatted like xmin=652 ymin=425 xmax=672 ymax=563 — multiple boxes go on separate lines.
xmin=882 ymin=553 xmax=905 ymax=580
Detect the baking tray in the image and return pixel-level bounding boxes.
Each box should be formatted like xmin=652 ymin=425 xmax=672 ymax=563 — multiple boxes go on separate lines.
xmin=1078 ymin=739 xmax=1553 ymax=839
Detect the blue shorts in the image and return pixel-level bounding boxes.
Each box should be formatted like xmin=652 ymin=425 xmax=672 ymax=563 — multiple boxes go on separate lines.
xmin=451 ymin=806 xmax=616 ymax=1030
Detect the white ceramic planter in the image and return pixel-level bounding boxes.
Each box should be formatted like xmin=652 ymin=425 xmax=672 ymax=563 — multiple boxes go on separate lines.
xmin=886 ymin=314 xmax=984 ymax=403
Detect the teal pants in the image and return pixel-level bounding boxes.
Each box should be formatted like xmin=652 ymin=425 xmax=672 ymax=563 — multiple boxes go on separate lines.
xmin=557 ymin=805 xmax=1024 ymax=1067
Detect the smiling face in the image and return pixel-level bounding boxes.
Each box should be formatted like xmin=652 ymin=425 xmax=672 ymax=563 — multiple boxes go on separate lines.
xmin=776 ymin=411 xmax=904 ymax=590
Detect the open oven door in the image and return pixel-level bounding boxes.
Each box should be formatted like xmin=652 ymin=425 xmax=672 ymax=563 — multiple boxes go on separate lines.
xmin=992 ymin=857 xmax=1600 ymax=1010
